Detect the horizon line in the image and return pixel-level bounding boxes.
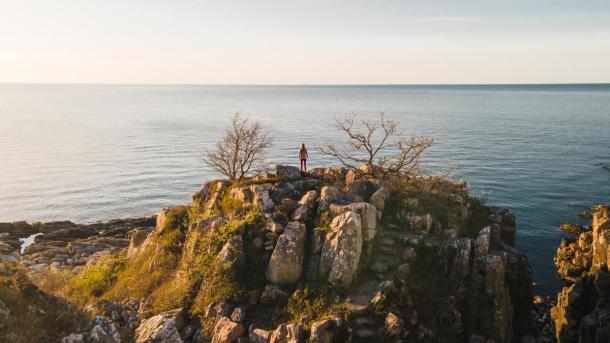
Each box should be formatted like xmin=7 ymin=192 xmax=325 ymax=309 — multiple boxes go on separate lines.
xmin=1 ymin=82 xmax=610 ymax=87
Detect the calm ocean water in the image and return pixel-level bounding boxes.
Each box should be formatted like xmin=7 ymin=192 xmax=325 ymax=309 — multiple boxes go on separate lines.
xmin=1 ymin=84 xmax=609 ymax=295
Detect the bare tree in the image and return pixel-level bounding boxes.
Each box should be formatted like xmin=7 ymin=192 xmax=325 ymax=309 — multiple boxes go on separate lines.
xmin=320 ymin=113 xmax=433 ymax=178
xmin=204 ymin=113 xmax=272 ymax=180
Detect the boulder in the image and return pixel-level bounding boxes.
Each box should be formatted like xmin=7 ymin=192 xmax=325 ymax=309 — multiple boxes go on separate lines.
xmin=218 ymin=235 xmax=244 ymax=266
xmin=260 ymin=285 xmax=289 ymax=305
xmin=298 ymin=190 xmax=318 ymax=209
xmin=369 ymin=186 xmax=388 ymax=210
xmin=309 ymin=319 xmax=338 ymax=343
xmin=127 ymin=229 xmax=150 ymax=258
xmin=249 ymin=328 xmax=271 ymax=343
xmin=88 ymin=316 xmax=122 ymax=343
xmin=252 ymin=185 xmax=275 ymax=212
xmin=211 ymin=316 xmax=246 ymax=343
xmin=346 ymin=179 xmax=376 ymax=201
xmin=266 ymin=222 xmax=306 ymax=284
xmin=269 ymin=323 xmax=303 ymax=343
xmin=276 ymin=165 xmax=302 ymax=179
xmin=231 ymin=186 xmax=253 ymax=203
xmin=135 ymin=309 xmax=184 ymax=343
xmin=61 ymin=333 xmax=84 ymax=343
xmin=319 ymin=211 xmax=362 ymax=287
xmin=317 ymin=186 xmax=342 ymax=213
xmin=384 ymin=312 xmax=404 ymax=338
xmin=330 ymin=203 xmax=377 ymax=241
xmin=265 ymin=217 xmax=285 ymax=234
xmin=292 ymin=206 xmax=309 ymax=222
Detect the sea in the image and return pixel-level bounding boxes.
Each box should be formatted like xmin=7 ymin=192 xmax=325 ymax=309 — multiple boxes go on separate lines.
xmin=1 ymin=83 xmax=609 ymax=295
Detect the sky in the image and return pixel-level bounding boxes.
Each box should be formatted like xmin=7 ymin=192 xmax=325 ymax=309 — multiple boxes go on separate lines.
xmin=1 ymin=0 xmax=610 ymax=84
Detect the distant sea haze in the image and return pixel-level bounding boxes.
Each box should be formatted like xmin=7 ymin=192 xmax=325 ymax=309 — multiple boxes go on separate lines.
xmin=1 ymin=83 xmax=609 ymax=296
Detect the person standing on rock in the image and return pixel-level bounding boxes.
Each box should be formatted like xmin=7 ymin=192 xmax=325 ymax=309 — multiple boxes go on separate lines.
xmin=299 ymin=143 xmax=308 ymax=171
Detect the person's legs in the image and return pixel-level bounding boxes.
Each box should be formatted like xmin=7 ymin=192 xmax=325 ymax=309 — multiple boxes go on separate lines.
xmin=304 ymin=159 xmax=307 ymax=171
xmin=300 ymin=158 xmax=304 ymax=171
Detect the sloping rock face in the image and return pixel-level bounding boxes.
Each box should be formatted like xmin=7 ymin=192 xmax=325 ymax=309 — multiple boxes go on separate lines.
xmin=266 ymin=221 xmax=306 ymax=284
xmin=319 ymin=211 xmax=363 ymax=287
xmin=551 ymin=205 xmax=610 ymax=342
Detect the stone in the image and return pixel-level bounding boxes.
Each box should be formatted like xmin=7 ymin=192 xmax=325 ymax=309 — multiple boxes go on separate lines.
xmin=309 ymin=319 xmax=337 ymax=343
xmin=371 ymin=281 xmax=398 ymax=314
xmin=252 ymin=185 xmax=275 ymax=212
xmin=266 ymin=222 xmax=306 ymax=284
xmin=260 ymin=285 xmax=288 ymax=305
xmin=292 ymin=206 xmax=309 ymax=222
xmin=266 ymin=217 xmax=285 ymax=234
xmin=269 ymin=323 xmax=303 ymax=343
xmin=347 ymin=179 xmax=377 ymax=201
xmin=1 ymin=254 xmax=18 ymax=264
xmin=330 ymin=202 xmax=377 ymax=241
xmin=276 ymin=165 xmax=302 ymax=179
xmin=317 ymin=186 xmax=342 ymax=213
xmin=231 ymin=306 xmax=247 ymax=323
xmin=61 ymin=333 xmax=84 ymax=343
xmin=252 ymin=237 xmax=264 ymax=250
xmin=370 ymin=261 xmax=388 ymax=273
xmin=369 ymin=186 xmax=388 ymax=210
xmin=88 ymin=316 xmax=122 ymax=343
xmin=212 ymin=316 xmax=246 ymax=343
xmin=231 ymin=186 xmax=253 ymax=203
xmin=319 ymin=211 xmax=363 ymax=287
xmin=249 ymin=328 xmax=271 ymax=343
xmin=0 ymin=299 xmax=9 ymax=328
xmin=475 ymin=227 xmax=491 ymax=257
xmin=385 ymin=312 xmax=404 ymax=338
xmin=127 ymin=229 xmax=150 ymax=258
xmin=135 ymin=309 xmax=184 ymax=343
xmin=218 ymin=235 xmax=244 ymax=266
xmin=396 ymin=263 xmax=410 ymax=284
xmin=560 ymin=223 xmax=583 ymax=234
xmin=299 ymin=190 xmax=318 ymax=209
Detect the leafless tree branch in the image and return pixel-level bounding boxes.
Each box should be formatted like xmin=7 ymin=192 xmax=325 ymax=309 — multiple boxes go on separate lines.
xmin=320 ymin=112 xmax=433 ymax=178
xmin=204 ymin=113 xmax=272 ymax=180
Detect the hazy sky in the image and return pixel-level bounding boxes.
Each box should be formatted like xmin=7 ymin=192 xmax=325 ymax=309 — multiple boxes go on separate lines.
xmin=1 ymin=0 xmax=610 ymax=84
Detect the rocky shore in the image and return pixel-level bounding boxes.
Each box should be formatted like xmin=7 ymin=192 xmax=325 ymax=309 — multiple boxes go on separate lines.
xmin=1 ymin=217 xmax=155 ymax=275
xmin=551 ymin=205 xmax=610 ymax=342
xmin=1 ymin=165 xmax=546 ymax=342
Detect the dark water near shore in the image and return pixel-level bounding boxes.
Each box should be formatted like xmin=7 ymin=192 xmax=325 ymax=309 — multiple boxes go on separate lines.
xmin=1 ymin=83 xmax=609 ymax=295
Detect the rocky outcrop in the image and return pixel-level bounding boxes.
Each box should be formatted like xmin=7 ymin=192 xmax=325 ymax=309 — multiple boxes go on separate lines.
xmin=551 ymin=205 xmax=610 ymax=342
xmin=0 ymin=216 xmax=155 ymax=276
xmin=4 ymin=164 xmax=538 ymax=343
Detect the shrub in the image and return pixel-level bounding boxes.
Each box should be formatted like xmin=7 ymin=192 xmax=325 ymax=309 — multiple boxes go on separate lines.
xmin=286 ymin=287 xmax=349 ymax=330
xmin=71 ymin=255 xmax=127 ymax=299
